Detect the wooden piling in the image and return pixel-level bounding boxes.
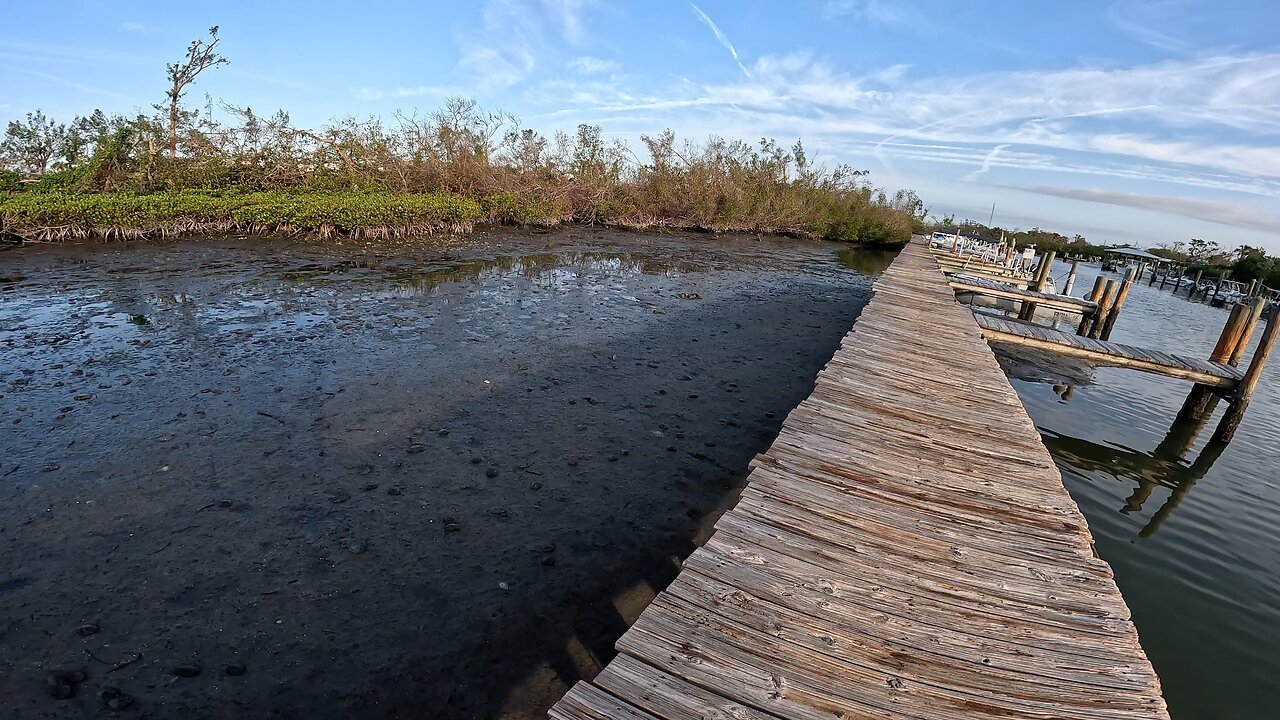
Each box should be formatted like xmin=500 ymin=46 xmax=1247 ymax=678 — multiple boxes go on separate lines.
xmin=1088 ymin=279 xmax=1120 ymax=339
xmin=1213 ymin=305 xmax=1280 ymax=442
xmin=1078 ymin=276 xmax=1107 ymax=335
xmin=1228 ymin=298 xmax=1267 ymax=367
xmin=1063 ymin=259 xmax=1080 ymax=296
xmin=1210 ymin=302 xmax=1251 ymax=364
xmin=1099 ymin=267 xmax=1137 ymax=340
xmin=1189 ymin=269 xmax=1203 ymax=297
xmin=1033 ymin=251 xmax=1056 ymax=292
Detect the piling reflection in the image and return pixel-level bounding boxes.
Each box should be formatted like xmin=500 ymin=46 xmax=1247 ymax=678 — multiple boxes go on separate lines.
xmin=1042 ymin=382 xmax=1240 ymax=536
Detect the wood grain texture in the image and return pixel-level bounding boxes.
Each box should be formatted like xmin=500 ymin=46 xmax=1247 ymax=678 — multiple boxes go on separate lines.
xmin=974 ymin=313 xmax=1243 ymax=388
xmin=549 ymin=240 xmax=1169 ymax=720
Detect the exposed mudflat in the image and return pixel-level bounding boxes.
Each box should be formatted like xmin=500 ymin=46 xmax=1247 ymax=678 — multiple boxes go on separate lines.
xmin=0 ymin=228 xmax=891 ymax=719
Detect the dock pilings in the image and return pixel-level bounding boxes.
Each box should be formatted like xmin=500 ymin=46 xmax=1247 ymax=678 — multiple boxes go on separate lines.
xmin=1099 ymin=267 xmax=1138 ymax=341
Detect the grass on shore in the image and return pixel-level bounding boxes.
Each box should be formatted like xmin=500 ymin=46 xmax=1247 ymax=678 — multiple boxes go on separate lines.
xmin=0 ymin=190 xmax=484 ymax=241
xmin=1 ymin=100 xmax=923 ymax=245
xmin=0 ymin=186 xmax=914 ymax=244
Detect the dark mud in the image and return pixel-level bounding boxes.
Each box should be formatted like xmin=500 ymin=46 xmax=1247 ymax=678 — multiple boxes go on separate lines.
xmin=0 ymin=228 xmax=890 ymax=718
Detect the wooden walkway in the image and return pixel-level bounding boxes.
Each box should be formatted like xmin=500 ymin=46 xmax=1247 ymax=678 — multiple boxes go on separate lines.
xmin=550 ymin=241 xmax=1168 ymax=720
xmin=949 ymin=273 xmax=1098 ymax=316
xmin=975 ymin=313 xmax=1244 ymax=388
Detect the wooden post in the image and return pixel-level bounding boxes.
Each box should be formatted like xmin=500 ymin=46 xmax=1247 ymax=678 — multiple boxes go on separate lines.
xmin=1189 ymin=269 xmax=1203 ymax=297
xmin=1228 ymin=298 xmax=1267 ymax=367
xmin=1063 ymin=259 xmax=1080 ymax=296
xmin=1173 ymin=268 xmax=1183 ymax=290
xmin=1088 ymin=279 xmax=1120 ymax=339
xmin=1159 ymin=268 xmax=1169 ymax=288
xmin=1078 ymin=276 xmax=1107 ymax=335
xmin=1210 ymin=302 xmax=1251 ymax=364
xmin=1033 ymin=251 xmax=1056 ymax=292
xmin=1099 ymin=267 xmax=1138 ymax=340
xmin=1212 ymin=306 xmax=1279 ymax=443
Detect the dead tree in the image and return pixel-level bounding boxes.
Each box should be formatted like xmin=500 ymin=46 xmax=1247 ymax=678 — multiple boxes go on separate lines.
xmin=165 ymin=26 xmax=228 ymax=159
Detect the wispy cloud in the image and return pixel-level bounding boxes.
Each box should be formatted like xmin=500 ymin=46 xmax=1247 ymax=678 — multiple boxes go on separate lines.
xmin=1014 ymin=186 xmax=1280 ymax=234
xmin=690 ymin=4 xmax=750 ymax=78
xmin=119 ymin=21 xmax=158 ymax=35
xmin=4 ymin=66 xmax=135 ymax=102
xmin=537 ymin=48 xmax=1280 ymax=197
xmin=354 ymin=85 xmax=451 ymax=101
xmin=567 ymin=56 xmax=617 ymax=75
xmin=822 ymin=0 xmax=918 ymax=26
xmin=1108 ymin=0 xmax=1199 ymax=51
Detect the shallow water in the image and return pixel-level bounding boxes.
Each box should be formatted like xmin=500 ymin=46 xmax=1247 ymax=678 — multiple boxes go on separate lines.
xmin=994 ymin=260 xmax=1280 ymax=720
xmin=0 ymin=228 xmax=878 ymax=719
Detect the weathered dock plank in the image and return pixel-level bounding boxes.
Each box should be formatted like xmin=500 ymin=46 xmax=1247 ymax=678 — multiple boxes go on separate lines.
xmin=549 ymin=240 xmax=1168 ymax=719
xmin=974 ymin=312 xmax=1243 ymax=388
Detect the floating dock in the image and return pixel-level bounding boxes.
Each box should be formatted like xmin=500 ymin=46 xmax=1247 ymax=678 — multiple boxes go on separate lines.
xmin=975 ymin=313 xmax=1244 ymax=388
xmin=550 ymin=241 xmax=1169 ymax=719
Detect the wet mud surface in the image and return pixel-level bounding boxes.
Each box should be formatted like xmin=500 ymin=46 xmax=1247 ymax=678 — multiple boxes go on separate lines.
xmin=1 ymin=228 xmax=888 ymax=718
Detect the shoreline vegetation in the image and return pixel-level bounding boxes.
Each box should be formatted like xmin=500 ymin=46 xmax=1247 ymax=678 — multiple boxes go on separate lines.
xmin=0 ymin=29 xmax=924 ymax=247
xmin=0 ymin=116 xmax=924 ymax=245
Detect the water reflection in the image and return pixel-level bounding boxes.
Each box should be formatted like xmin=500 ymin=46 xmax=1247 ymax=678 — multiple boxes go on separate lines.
xmin=1041 ymin=383 xmax=1236 ymax=537
xmin=836 ymin=247 xmax=898 ymax=276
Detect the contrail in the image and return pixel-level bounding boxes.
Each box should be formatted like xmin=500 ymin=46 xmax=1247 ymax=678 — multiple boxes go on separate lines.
xmin=963 ymin=143 xmax=1011 ymax=182
xmin=691 ymin=4 xmax=751 ymax=78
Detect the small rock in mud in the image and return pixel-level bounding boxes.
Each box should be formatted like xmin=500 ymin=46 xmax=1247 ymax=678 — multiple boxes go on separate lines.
xmin=42 ymin=464 xmax=60 ymax=472
xmin=528 ymin=481 xmax=542 ymax=490
xmin=346 ymin=541 xmax=367 ymax=554
xmin=217 ymin=499 xmax=233 ymax=508
xmin=172 ymin=664 xmax=201 ymax=678
xmin=406 ymin=444 xmax=426 ymax=454
xmin=225 ymin=663 xmax=246 ymax=677
xmin=48 ymin=683 xmax=74 ymax=699
xmin=470 ymin=457 xmax=482 ymax=465
xmin=328 ymin=491 xmax=351 ymax=504
xmin=361 ymin=482 xmax=379 ymax=492
xmin=485 ymin=468 xmax=498 ymax=478
xmin=541 ymin=556 xmax=556 ymax=567
xmin=74 ymin=394 xmax=92 ymax=401
xmin=75 ymin=623 xmax=99 ymax=636
xmin=443 ymin=517 xmax=462 ymax=532
xmin=386 ymin=486 xmax=403 ymax=496
xmin=437 ymin=429 xmax=450 ymax=437
xmin=99 ymin=686 xmax=133 ymax=711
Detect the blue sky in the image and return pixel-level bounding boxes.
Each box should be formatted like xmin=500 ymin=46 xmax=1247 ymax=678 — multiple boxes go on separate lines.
xmin=3 ymin=0 xmax=1279 ymax=251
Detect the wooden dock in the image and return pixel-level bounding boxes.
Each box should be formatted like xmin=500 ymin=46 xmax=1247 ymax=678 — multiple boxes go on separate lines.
xmin=550 ymin=241 xmax=1168 ymax=720
xmin=975 ymin=313 xmax=1244 ymax=388
xmin=950 ymin=273 xmax=1098 ymax=317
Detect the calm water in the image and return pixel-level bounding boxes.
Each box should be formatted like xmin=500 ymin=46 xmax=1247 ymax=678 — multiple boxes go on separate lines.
xmin=1003 ymin=260 xmax=1279 ymax=720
